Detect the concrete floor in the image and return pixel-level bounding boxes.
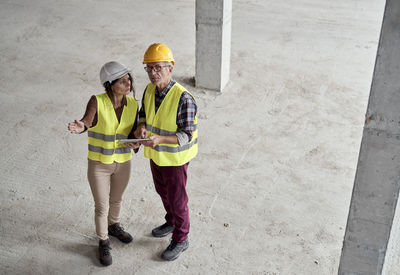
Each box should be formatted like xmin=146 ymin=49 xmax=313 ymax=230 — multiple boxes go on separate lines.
xmin=0 ymin=0 xmax=385 ymax=274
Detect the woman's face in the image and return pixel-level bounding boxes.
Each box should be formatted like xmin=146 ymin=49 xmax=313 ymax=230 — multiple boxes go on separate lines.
xmin=111 ymin=74 xmax=131 ymax=96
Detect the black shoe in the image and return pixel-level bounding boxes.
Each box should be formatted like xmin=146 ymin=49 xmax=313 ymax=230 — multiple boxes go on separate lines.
xmin=99 ymin=239 xmax=112 ymax=266
xmin=152 ymin=223 xmax=175 ymax=238
xmin=161 ymin=239 xmax=189 ymax=261
xmin=108 ymin=223 xmax=133 ymax=243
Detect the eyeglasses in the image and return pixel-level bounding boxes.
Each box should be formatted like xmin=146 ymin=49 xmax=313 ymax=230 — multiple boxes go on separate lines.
xmin=144 ymin=65 xmax=170 ymax=73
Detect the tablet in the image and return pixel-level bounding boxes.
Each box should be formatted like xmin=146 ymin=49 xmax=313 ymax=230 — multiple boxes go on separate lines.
xmin=118 ymin=138 xmax=150 ymax=144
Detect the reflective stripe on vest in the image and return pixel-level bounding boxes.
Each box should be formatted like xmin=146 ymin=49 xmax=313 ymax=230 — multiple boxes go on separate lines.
xmin=143 ymin=82 xmax=198 ymax=166
xmin=145 ymin=124 xmax=198 ymax=136
xmin=88 ymin=145 xmax=131 ymax=155
xmin=88 ymin=131 xmax=128 ymax=142
xmin=152 ymin=138 xmax=198 ymax=153
xmin=88 ymin=93 xmax=138 ymax=164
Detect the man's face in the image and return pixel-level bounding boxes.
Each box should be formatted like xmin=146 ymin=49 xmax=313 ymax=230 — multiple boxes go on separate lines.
xmin=145 ymin=62 xmax=172 ymax=89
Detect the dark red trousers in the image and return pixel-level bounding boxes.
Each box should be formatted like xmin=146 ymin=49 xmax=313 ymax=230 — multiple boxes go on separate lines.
xmin=150 ymin=160 xmax=190 ymax=242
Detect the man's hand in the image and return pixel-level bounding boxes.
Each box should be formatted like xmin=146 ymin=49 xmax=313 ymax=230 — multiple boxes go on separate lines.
xmin=141 ymin=135 xmax=178 ymax=148
xmin=142 ymin=135 xmax=162 ymax=148
xmin=68 ymin=120 xmax=85 ymax=134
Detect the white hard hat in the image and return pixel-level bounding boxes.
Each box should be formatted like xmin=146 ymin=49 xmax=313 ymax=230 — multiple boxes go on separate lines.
xmin=99 ymin=61 xmax=130 ymax=84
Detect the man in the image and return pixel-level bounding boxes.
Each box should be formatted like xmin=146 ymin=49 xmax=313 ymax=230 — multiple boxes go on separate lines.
xmin=136 ymin=43 xmax=198 ymax=261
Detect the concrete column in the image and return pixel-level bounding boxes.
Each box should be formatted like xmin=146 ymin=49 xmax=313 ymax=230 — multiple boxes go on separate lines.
xmin=382 ymin=199 xmax=400 ymax=274
xmin=195 ymin=0 xmax=231 ymax=91
xmin=338 ymin=1 xmax=400 ymax=274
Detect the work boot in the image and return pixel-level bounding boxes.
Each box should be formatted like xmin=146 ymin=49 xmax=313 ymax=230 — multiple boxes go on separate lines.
xmin=99 ymin=239 xmax=112 ymax=266
xmin=161 ymin=239 xmax=189 ymax=261
xmin=108 ymin=223 xmax=133 ymax=243
xmin=151 ymin=223 xmax=175 ymax=238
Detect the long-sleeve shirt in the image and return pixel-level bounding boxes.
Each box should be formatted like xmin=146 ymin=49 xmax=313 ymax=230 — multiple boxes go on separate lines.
xmin=138 ymin=79 xmax=197 ymax=145
xmin=80 ymin=93 xmax=138 ymax=139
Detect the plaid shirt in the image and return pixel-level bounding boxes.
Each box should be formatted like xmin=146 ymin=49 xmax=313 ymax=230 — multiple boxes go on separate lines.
xmin=138 ymin=79 xmax=197 ymax=144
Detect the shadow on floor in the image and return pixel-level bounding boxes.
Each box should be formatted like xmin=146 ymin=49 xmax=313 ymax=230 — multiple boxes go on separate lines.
xmin=174 ymin=76 xmax=195 ymax=88
xmin=62 ymin=242 xmax=102 ymax=267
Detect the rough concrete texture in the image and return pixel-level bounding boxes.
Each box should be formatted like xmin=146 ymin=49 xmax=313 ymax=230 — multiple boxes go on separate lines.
xmin=383 ymin=195 xmax=400 ymax=275
xmin=382 ymin=196 xmax=400 ymax=275
xmin=340 ymin=1 xmax=400 ymax=274
xmin=195 ymin=0 xmax=231 ymax=91
xmin=0 ymin=0 xmax=384 ymax=274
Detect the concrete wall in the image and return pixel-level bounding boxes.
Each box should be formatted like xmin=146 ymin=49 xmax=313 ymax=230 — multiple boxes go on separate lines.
xmin=338 ymin=0 xmax=400 ymax=274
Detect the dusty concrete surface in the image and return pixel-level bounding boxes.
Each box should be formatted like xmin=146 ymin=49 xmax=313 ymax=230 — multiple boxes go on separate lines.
xmin=0 ymin=0 xmax=384 ymax=274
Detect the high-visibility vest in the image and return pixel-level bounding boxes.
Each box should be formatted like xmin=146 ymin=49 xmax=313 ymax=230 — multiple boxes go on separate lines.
xmin=143 ymin=82 xmax=198 ymax=166
xmin=88 ymin=93 xmax=137 ymax=164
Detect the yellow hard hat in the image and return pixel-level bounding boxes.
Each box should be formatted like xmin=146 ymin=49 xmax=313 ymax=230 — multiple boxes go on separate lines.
xmin=143 ymin=43 xmax=175 ymax=65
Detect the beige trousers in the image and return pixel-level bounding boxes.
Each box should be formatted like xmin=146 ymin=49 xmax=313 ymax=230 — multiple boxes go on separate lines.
xmin=87 ymin=159 xmax=131 ymax=240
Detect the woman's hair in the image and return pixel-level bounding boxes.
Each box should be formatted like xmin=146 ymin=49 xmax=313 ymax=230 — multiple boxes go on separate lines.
xmin=103 ymin=73 xmax=136 ymax=98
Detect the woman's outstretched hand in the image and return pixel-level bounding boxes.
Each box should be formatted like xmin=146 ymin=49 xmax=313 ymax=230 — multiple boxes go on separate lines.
xmin=68 ymin=120 xmax=85 ymax=134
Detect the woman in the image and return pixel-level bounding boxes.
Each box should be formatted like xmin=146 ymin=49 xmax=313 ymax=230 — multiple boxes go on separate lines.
xmin=68 ymin=61 xmax=139 ymax=266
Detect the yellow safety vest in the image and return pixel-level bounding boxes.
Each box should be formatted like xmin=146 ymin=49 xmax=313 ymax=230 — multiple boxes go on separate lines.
xmin=88 ymin=93 xmax=137 ymax=164
xmin=143 ymin=82 xmax=198 ymax=166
